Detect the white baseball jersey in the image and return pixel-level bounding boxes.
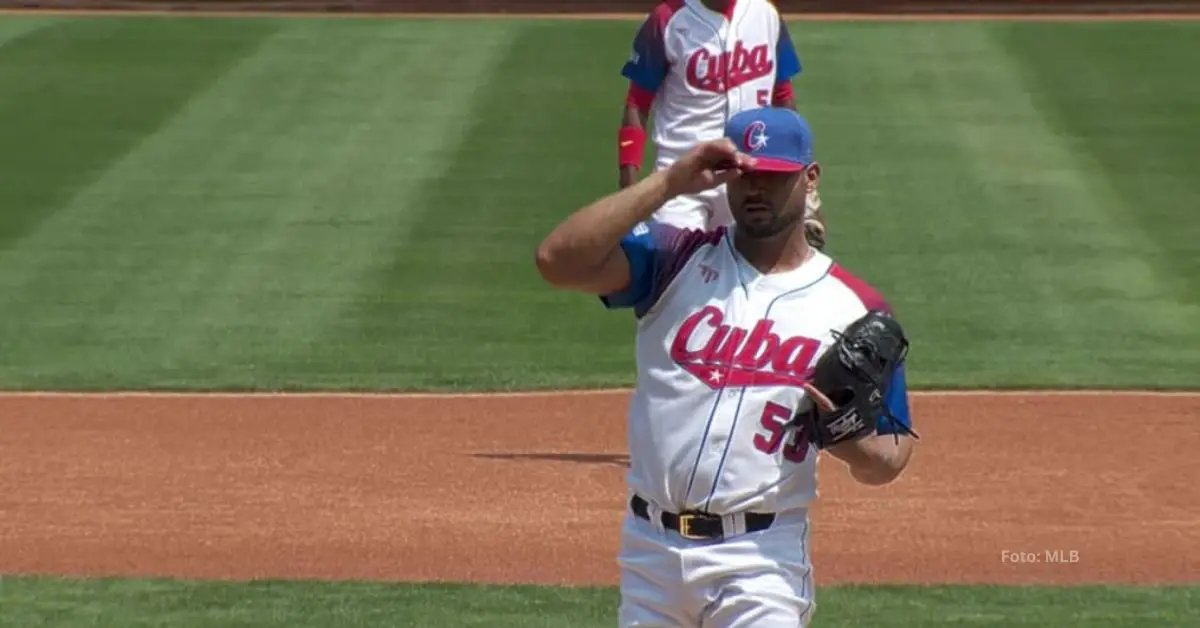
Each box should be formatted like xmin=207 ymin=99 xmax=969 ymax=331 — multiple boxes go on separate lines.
xmin=621 ymin=0 xmax=802 ymax=213
xmin=601 ymin=222 xmax=913 ymax=517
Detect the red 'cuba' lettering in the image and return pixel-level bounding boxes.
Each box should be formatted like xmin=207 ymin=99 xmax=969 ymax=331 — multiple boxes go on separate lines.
xmin=685 ymin=41 xmax=774 ymax=94
xmin=670 ymin=306 xmax=821 ymax=389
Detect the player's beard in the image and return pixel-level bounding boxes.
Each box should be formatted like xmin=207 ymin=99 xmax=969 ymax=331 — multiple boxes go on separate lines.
xmin=737 ymin=207 xmax=797 ymax=240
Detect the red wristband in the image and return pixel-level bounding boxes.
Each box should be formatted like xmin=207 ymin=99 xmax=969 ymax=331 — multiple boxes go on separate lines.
xmin=619 ymin=126 xmax=647 ymax=169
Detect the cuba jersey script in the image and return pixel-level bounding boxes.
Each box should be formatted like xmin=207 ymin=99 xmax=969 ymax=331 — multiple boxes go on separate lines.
xmin=621 ymin=0 xmax=802 ymax=174
xmin=601 ymin=222 xmax=912 ymax=516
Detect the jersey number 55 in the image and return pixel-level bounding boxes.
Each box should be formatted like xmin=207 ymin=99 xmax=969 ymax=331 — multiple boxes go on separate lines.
xmin=753 ymin=402 xmax=810 ymax=463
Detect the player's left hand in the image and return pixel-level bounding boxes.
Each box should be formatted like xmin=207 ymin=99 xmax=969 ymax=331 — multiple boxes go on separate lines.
xmin=792 ymin=310 xmax=917 ymax=449
xmin=664 ymin=138 xmax=756 ymax=197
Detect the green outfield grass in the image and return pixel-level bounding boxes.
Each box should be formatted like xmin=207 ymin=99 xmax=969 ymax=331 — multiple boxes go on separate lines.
xmin=0 ymin=16 xmax=1197 ymax=390
xmin=1 ymin=577 xmax=1196 ymax=628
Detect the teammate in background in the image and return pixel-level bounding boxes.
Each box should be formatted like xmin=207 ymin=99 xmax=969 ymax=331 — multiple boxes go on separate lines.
xmin=617 ymin=0 xmax=827 ymax=247
xmin=538 ymin=106 xmax=915 ymax=626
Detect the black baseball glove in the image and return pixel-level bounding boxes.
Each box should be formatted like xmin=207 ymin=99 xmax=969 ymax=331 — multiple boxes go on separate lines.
xmin=793 ymin=309 xmax=918 ymax=449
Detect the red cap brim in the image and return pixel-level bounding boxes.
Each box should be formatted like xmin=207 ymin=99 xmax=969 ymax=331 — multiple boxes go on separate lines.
xmin=746 ymin=156 xmax=807 ymax=172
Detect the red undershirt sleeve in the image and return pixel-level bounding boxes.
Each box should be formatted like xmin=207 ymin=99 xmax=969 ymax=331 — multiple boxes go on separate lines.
xmin=626 ymin=82 xmax=656 ymax=113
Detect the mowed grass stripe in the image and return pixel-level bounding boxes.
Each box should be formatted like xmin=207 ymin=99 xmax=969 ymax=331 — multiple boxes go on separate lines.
xmin=0 ymin=577 xmax=1195 ymax=628
xmin=307 ymin=21 xmax=643 ymax=391
xmin=152 ymin=19 xmax=517 ymax=388
xmin=0 ymin=14 xmax=57 ymax=43
xmin=0 ymin=18 xmax=516 ymax=390
xmin=940 ymin=24 xmax=1198 ymax=386
xmin=997 ymin=22 xmax=1200 ymax=302
xmin=792 ymin=21 xmax=1199 ymax=388
xmin=0 ymin=18 xmax=277 ymax=250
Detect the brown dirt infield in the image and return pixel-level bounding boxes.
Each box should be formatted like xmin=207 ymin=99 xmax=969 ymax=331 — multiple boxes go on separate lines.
xmin=0 ymin=390 xmax=1196 ymax=587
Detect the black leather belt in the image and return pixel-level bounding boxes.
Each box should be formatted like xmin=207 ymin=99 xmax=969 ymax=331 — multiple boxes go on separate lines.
xmin=630 ymin=495 xmax=776 ymax=541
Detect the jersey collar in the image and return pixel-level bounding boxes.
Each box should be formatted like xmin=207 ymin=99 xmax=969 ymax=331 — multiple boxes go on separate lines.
xmin=686 ymin=0 xmax=741 ymax=23
xmin=724 ymin=228 xmax=833 ymax=292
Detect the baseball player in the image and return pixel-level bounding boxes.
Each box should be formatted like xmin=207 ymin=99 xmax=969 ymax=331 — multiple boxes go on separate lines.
xmin=537 ymin=106 xmax=916 ymax=627
xmin=617 ymin=0 xmax=828 ymax=247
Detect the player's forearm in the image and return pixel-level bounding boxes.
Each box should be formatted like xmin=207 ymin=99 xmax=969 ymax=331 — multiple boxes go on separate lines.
xmin=622 ymin=102 xmax=648 ymax=131
xmin=536 ymin=170 xmax=671 ymax=285
xmin=832 ymin=435 xmax=915 ymax=486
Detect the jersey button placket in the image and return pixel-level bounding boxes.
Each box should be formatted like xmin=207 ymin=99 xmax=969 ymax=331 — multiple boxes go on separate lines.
xmin=719 ymin=24 xmax=738 ymax=117
xmin=702 ymin=301 xmax=762 ymax=511
xmin=684 ymin=291 xmax=744 ymax=510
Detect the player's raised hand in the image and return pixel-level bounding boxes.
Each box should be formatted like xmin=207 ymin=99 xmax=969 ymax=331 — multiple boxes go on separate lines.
xmin=664 ymin=138 xmax=757 ymax=196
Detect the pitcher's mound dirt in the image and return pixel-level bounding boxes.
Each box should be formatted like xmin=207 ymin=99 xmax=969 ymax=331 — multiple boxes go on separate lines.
xmin=0 ymin=391 xmax=1196 ymax=586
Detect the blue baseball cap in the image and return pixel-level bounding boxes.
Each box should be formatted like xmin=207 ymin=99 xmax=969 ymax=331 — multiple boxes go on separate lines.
xmin=724 ymin=107 xmax=814 ymax=172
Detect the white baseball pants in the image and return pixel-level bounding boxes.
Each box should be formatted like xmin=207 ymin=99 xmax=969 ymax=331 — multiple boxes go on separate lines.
xmin=617 ymin=507 xmax=816 ymax=627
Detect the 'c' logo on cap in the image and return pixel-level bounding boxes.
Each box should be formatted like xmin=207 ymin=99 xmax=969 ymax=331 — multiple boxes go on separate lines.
xmin=743 ymin=121 xmax=768 ymax=152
